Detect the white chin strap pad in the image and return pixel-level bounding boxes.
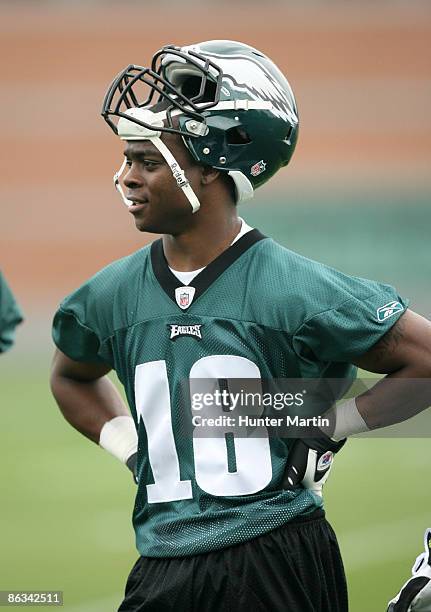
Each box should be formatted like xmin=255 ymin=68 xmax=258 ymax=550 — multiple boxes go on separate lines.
xmin=228 ymin=170 xmax=254 ymax=204
xmin=115 ymin=108 xmax=201 ymax=213
xmin=113 ymin=157 xmax=133 ymax=207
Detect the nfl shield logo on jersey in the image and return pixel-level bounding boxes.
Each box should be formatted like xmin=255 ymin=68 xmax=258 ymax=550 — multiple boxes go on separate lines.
xmin=175 ymin=286 xmax=196 ymax=310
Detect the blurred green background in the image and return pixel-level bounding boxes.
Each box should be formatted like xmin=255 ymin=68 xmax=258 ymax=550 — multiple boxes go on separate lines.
xmin=1 ymin=1 xmax=430 ymax=611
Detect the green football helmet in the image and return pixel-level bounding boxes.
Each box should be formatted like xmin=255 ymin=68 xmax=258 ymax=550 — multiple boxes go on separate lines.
xmin=102 ymin=40 xmax=299 ymax=209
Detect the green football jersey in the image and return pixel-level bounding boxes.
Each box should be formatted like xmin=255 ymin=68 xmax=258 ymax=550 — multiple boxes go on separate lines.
xmin=52 ymin=230 xmax=407 ymax=557
xmin=0 ymin=271 xmax=23 ymax=353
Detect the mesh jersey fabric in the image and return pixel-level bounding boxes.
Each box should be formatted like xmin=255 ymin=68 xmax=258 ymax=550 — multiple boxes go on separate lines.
xmin=52 ymin=234 xmax=408 ymax=557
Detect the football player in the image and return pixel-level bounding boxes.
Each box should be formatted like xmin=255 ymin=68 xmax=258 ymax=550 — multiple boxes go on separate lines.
xmin=0 ymin=271 xmax=23 ymax=353
xmin=50 ymin=41 xmax=431 ymax=611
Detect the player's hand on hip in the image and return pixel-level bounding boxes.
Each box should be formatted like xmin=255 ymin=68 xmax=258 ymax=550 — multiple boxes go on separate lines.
xmin=387 ymin=529 xmax=431 ymax=612
xmin=126 ymin=452 xmax=138 ymax=484
xmin=282 ymin=436 xmax=346 ymax=497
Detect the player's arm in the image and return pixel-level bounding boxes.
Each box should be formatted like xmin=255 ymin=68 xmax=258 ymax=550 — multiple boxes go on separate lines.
xmin=322 ymin=309 xmax=431 ymax=441
xmin=284 ymin=309 xmax=431 ymax=492
xmin=50 ymin=349 xmax=138 ymax=478
xmin=350 ymin=309 xmax=431 ymax=429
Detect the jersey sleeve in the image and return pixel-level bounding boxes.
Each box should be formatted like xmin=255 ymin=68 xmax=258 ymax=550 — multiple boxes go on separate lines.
xmin=0 ymin=272 xmax=24 ymax=353
xmin=51 ymin=248 xmax=149 ymax=366
xmin=292 ymin=279 xmax=409 ymax=364
xmin=52 ymin=307 xmax=106 ymax=363
xmin=52 ymin=281 xmax=113 ymax=364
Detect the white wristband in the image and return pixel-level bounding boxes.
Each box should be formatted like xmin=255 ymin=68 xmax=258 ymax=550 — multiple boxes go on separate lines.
xmin=327 ymin=398 xmax=369 ymax=441
xmin=99 ymin=416 xmax=138 ymax=464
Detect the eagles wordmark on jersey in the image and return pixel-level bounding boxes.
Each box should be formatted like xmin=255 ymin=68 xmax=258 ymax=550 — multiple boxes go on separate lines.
xmin=52 ymin=230 xmax=407 ymax=557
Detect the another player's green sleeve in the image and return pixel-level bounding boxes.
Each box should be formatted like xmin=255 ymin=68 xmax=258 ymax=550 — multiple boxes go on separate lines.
xmin=0 ymin=272 xmax=24 ymax=353
xmin=293 ymin=284 xmax=409 ymax=363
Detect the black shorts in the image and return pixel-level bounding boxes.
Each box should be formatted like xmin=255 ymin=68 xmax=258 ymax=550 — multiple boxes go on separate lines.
xmin=118 ymin=510 xmax=348 ymax=612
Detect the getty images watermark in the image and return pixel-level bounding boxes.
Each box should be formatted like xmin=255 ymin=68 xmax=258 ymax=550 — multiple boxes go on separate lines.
xmin=191 ymin=387 xmax=330 ymax=430
xmin=181 ymin=378 xmax=431 ymax=438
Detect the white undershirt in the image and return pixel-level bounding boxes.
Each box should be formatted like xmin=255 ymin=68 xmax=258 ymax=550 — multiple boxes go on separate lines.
xmin=169 ymin=218 xmax=254 ymax=285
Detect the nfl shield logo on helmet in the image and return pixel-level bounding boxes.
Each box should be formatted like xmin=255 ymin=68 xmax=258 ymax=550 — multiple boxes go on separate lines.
xmin=250 ymin=160 xmax=267 ymax=177
xmin=175 ymin=286 xmax=196 ymax=310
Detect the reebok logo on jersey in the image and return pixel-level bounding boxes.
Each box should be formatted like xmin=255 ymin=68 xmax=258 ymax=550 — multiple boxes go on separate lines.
xmin=169 ymin=324 xmax=203 ymax=341
xmin=376 ymin=301 xmax=404 ymax=323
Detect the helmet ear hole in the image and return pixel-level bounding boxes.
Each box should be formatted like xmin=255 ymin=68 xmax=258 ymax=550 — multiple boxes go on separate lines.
xmin=226 ymin=127 xmax=251 ymax=145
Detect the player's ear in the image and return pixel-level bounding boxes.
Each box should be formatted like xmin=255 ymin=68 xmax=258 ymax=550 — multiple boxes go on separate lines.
xmin=200 ymin=165 xmax=220 ymax=186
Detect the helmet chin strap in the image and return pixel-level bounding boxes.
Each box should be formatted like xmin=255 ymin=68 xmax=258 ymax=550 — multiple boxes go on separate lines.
xmin=113 ymin=157 xmax=133 ymax=207
xmin=115 ymin=108 xmax=201 ymax=213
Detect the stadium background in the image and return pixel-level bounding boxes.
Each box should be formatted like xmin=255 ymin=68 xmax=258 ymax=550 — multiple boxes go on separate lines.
xmin=1 ymin=1 xmax=430 ymax=610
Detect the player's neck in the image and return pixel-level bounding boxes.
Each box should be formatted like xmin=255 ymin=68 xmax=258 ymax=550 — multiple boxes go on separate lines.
xmin=162 ymin=210 xmax=241 ymax=272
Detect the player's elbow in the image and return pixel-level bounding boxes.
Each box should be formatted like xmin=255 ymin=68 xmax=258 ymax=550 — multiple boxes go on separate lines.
xmin=403 ymin=340 xmax=431 ymax=378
